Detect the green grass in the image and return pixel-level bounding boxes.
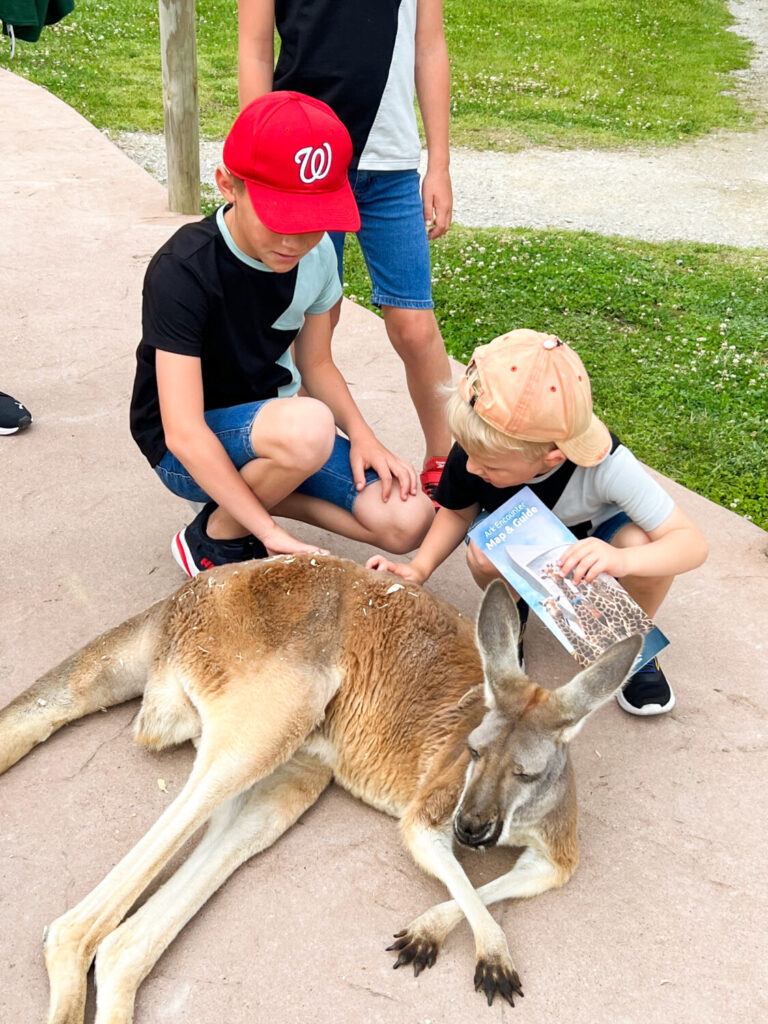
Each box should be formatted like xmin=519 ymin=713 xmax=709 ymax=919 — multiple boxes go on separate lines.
xmin=444 ymin=0 xmax=755 ymax=149
xmin=0 ymin=0 xmax=241 ymax=136
xmin=1 ymin=0 xmax=755 ymax=147
xmin=4 ymin=1 xmax=765 ymax=528
xmin=341 ymin=229 xmax=768 ymax=529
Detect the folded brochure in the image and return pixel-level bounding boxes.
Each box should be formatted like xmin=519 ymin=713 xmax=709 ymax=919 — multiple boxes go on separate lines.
xmin=468 ymin=486 xmax=668 ymax=671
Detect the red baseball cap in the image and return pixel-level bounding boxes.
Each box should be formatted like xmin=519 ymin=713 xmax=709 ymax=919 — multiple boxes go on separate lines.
xmin=223 ymin=91 xmax=360 ymax=234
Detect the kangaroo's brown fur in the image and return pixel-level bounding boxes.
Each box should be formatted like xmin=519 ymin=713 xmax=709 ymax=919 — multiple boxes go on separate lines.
xmin=0 ymin=553 xmax=642 ymax=1024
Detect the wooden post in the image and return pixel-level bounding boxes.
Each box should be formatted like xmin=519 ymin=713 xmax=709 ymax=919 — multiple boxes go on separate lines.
xmin=158 ymin=0 xmax=201 ymax=214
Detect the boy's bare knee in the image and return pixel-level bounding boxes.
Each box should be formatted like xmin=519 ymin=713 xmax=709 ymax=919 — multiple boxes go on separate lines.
xmin=254 ymin=398 xmax=335 ymax=470
xmin=466 ymin=541 xmax=502 ymax=589
xmin=386 ymin=496 xmax=434 ymax=554
xmin=610 ymin=522 xmax=651 ymax=549
xmin=382 ymin=308 xmax=441 ymax=359
xmin=357 ymin=488 xmax=433 ymax=554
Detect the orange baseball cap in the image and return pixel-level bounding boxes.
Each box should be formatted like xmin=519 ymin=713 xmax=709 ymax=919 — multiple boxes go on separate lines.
xmin=223 ymin=91 xmax=360 ymax=234
xmin=458 ymin=329 xmax=611 ymax=466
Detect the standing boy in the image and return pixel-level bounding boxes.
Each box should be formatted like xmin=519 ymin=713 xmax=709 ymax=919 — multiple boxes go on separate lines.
xmin=238 ymin=0 xmax=454 ymax=500
xmin=368 ymin=329 xmax=709 ymax=716
xmin=131 ymin=92 xmax=434 ymax=577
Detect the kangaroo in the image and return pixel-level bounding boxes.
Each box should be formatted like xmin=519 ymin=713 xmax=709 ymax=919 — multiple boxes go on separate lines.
xmin=0 ymin=553 xmax=642 ymax=1024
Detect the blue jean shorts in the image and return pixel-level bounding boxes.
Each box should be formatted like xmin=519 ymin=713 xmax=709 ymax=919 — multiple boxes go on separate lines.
xmin=589 ymin=511 xmax=632 ymax=543
xmin=465 ymin=509 xmax=634 ymax=545
xmin=154 ymin=400 xmax=378 ymax=512
xmin=329 ymin=169 xmax=434 ymax=310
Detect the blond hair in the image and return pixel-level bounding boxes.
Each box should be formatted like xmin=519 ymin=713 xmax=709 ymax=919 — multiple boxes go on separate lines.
xmin=446 ymin=381 xmax=557 ymax=462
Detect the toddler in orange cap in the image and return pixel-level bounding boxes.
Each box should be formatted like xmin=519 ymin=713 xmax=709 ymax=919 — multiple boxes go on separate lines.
xmin=368 ymin=328 xmax=708 ymax=716
xmin=131 ymin=92 xmax=433 ymax=579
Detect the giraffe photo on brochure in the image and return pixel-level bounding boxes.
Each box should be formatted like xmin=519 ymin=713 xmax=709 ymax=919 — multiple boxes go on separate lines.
xmin=468 ymin=486 xmax=668 ymax=671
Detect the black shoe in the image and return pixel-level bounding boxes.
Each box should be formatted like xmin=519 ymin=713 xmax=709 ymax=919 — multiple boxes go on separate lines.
xmin=516 ymin=600 xmax=529 ymax=671
xmin=616 ymin=658 xmax=675 ymax=716
xmin=0 ymin=391 xmax=32 ymax=434
xmin=171 ymin=502 xmax=267 ymax=578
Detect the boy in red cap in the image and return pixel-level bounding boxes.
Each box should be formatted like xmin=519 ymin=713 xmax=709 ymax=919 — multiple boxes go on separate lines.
xmin=368 ymin=329 xmax=709 ymax=716
xmin=131 ymin=92 xmax=434 ymax=577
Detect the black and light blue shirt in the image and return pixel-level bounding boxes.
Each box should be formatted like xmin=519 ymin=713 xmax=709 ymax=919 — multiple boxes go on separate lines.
xmin=130 ymin=208 xmax=340 ymax=466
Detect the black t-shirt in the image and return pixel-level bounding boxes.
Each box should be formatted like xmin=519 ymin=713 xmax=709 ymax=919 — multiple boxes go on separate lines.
xmin=130 ymin=211 xmax=302 ymax=467
xmin=434 ymin=440 xmax=621 ymax=538
xmin=434 ymin=443 xmax=580 ymax=514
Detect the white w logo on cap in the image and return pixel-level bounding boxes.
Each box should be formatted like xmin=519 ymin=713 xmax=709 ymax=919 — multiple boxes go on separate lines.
xmin=294 ymin=144 xmax=332 ymax=183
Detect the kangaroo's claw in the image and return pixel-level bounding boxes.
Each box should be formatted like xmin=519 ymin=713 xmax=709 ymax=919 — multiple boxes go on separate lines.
xmin=387 ymin=928 xmax=440 ymax=976
xmin=474 ymin=957 xmax=524 ymax=1007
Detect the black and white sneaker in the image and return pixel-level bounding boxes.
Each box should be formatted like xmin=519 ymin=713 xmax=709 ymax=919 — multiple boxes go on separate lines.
xmin=172 ymin=502 xmax=267 ymax=578
xmin=0 ymin=391 xmax=32 ymax=434
xmin=616 ymin=658 xmax=675 ymax=716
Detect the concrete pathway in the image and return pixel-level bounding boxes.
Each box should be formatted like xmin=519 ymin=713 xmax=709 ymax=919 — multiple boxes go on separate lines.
xmin=1 ymin=67 xmax=767 ymax=1024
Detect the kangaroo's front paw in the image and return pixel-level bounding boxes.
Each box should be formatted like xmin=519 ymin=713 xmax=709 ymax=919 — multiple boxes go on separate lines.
xmin=474 ymin=955 xmax=524 ymax=1007
xmin=387 ymin=928 xmax=440 ymax=976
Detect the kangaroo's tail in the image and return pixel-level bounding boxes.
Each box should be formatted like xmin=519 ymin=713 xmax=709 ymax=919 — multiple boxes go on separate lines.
xmin=0 ymin=599 xmax=167 ymax=775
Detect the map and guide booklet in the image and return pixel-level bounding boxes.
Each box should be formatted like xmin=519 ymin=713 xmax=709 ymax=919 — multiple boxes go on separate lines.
xmin=468 ymin=487 xmax=668 ymax=671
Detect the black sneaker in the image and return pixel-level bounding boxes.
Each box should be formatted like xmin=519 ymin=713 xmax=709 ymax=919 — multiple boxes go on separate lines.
xmin=516 ymin=599 xmax=529 ymax=671
xmin=616 ymin=658 xmax=675 ymax=716
xmin=0 ymin=391 xmax=32 ymax=434
xmin=171 ymin=502 xmax=267 ymax=578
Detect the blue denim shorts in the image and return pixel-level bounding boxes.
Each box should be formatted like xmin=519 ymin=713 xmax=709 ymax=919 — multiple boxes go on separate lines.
xmin=329 ymin=169 xmax=434 ymax=310
xmin=154 ymin=400 xmax=378 ymax=512
xmin=589 ymin=511 xmax=632 ymax=543
xmin=465 ymin=509 xmax=634 ymax=545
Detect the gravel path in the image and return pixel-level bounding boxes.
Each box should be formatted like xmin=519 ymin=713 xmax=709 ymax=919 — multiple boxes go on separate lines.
xmin=113 ymin=0 xmax=768 ymax=248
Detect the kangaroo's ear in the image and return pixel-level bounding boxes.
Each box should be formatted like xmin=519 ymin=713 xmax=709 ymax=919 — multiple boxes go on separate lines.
xmin=476 ymin=580 xmax=524 ymax=704
xmin=549 ymin=634 xmax=644 ymax=741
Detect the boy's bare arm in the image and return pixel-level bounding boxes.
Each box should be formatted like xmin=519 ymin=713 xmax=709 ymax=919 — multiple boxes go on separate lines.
xmin=415 ymin=0 xmax=452 ymax=239
xmin=367 ymin=505 xmax=476 ymax=583
xmin=295 ymin=313 xmax=418 ymax=500
xmin=237 ymin=0 xmax=276 ymax=107
xmin=559 ymin=504 xmax=709 ymax=585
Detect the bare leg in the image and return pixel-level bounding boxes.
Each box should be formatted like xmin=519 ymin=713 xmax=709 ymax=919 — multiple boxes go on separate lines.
xmin=207 ymin=396 xmax=336 ymax=540
xmin=610 ymin=523 xmax=674 ymax=616
xmin=381 ymin=306 xmax=452 ymax=464
xmin=94 ymin=752 xmax=332 ymax=1024
xmin=201 ymin=394 xmax=433 ymax=554
xmin=273 ymin=480 xmax=434 ymax=555
xmin=466 ymin=541 xmax=507 ymax=591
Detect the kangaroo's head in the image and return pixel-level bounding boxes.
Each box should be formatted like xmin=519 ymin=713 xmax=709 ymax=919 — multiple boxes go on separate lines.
xmin=453 ymin=580 xmax=642 ymax=849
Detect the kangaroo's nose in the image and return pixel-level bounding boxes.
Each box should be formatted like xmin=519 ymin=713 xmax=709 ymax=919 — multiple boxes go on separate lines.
xmin=453 ymin=813 xmax=500 ymax=848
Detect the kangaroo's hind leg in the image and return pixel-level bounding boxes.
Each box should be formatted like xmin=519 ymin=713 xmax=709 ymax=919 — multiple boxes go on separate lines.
xmin=43 ymin=659 xmax=339 ymax=1024
xmin=93 ymin=750 xmax=332 ymax=1024
xmin=0 ymin=601 xmax=165 ymax=774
